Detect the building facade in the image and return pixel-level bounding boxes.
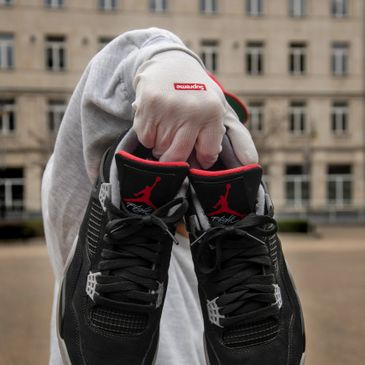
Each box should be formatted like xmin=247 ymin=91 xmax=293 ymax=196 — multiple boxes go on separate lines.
xmin=0 ymin=0 xmax=364 ymax=222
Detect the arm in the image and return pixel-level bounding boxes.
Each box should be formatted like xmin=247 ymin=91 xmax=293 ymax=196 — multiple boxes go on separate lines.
xmin=45 ymin=28 xmax=199 ymax=271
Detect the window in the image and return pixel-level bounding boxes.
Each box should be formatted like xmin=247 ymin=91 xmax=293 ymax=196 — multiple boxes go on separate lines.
xmin=98 ymin=37 xmax=114 ymax=50
xmin=246 ymin=41 xmax=264 ymax=75
xmin=285 ymin=165 xmax=310 ymax=207
xmin=44 ymin=0 xmax=64 ymax=8
xmin=327 ymin=165 xmax=352 ymax=206
xmin=201 ymin=40 xmax=218 ymax=73
xmin=150 ymin=0 xmax=167 ymax=12
xmin=246 ymin=0 xmax=263 ymax=16
xmin=99 ymin=0 xmax=117 ymax=11
xmin=331 ymin=102 xmax=348 ymax=135
xmin=48 ymin=100 xmax=66 ymax=133
xmin=289 ymin=42 xmax=306 ymax=75
xmin=248 ymin=102 xmax=264 ymax=133
xmin=0 ymin=34 xmax=14 ymax=69
xmin=331 ymin=0 xmax=347 ymax=17
xmin=331 ymin=42 xmax=348 ymax=76
xmin=0 ymin=168 xmax=23 ymax=216
xmin=0 ymin=0 xmax=13 ymax=5
xmin=289 ymin=0 xmax=305 ymax=17
xmin=200 ymin=0 xmax=217 ymax=14
xmin=289 ymin=102 xmax=306 ymax=135
xmin=0 ymin=99 xmax=15 ymax=135
xmin=45 ymin=36 xmax=66 ymax=71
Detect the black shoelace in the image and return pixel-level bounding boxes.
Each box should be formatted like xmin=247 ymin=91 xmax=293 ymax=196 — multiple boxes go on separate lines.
xmin=193 ymin=213 xmax=280 ymax=327
xmin=93 ymin=197 xmax=188 ymax=311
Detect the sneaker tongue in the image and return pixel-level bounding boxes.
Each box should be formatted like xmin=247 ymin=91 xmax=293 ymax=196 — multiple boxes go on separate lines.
xmin=115 ymin=151 xmax=189 ymax=215
xmin=189 ymin=165 xmax=262 ymax=225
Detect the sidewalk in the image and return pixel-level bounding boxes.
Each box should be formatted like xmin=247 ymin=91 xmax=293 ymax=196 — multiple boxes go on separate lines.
xmin=282 ymin=227 xmax=365 ymax=365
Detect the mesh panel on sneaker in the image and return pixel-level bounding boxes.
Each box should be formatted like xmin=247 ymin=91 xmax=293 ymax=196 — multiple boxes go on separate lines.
xmin=222 ymin=317 xmax=279 ymax=348
xmin=86 ymin=198 xmax=104 ymax=256
xmin=90 ymin=307 xmax=148 ymax=335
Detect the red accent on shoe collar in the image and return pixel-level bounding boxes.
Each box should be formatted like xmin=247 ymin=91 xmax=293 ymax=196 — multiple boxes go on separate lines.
xmin=190 ymin=164 xmax=261 ymax=177
xmin=118 ymin=151 xmax=189 ymax=168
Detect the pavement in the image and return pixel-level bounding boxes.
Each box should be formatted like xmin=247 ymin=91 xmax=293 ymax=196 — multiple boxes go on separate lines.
xmin=0 ymin=226 xmax=364 ymax=365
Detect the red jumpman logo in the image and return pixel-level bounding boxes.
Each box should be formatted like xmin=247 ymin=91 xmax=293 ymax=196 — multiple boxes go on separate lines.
xmin=208 ymin=183 xmax=244 ymax=218
xmin=124 ymin=176 xmax=161 ymax=209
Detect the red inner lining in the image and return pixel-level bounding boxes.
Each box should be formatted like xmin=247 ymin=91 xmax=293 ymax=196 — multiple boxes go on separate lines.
xmin=118 ymin=151 xmax=189 ymax=168
xmin=190 ymin=164 xmax=261 ymax=177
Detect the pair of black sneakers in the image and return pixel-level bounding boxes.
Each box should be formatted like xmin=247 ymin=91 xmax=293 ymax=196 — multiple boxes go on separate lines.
xmin=57 ymin=130 xmax=305 ymax=365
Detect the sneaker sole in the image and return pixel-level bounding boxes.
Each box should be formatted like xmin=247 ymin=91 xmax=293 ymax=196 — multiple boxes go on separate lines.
xmin=203 ymin=262 xmax=306 ymax=365
xmin=204 ymin=338 xmax=306 ymax=365
xmin=55 ymin=235 xmax=158 ymax=365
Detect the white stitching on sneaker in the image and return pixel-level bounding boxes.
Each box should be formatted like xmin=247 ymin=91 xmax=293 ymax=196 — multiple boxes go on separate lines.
xmin=86 ymin=271 xmax=101 ymax=301
xmin=99 ymin=183 xmax=112 ymax=211
xmin=207 ymin=297 xmax=225 ymax=328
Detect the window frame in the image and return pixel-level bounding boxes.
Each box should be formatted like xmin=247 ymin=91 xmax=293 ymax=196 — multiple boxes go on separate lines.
xmin=248 ymin=102 xmax=264 ymax=134
xmin=0 ymin=33 xmax=14 ymax=70
xmin=98 ymin=36 xmax=114 ymax=50
xmin=331 ymin=42 xmax=349 ymax=76
xmin=289 ymin=102 xmax=307 ymax=136
xmin=99 ymin=0 xmax=117 ymax=11
xmin=289 ymin=42 xmax=307 ymax=75
xmin=327 ymin=165 xmax=352 ymax=206
xmin=0 ymin=0 xmax=13 ymax=6
xmin=0 ymin=168 xmax=24 ymax=214
xmin=0 ymin=99 xmax=16 ymax=135
xmin=45 ymin=36 xmax=66 ymax=71
xmin=150 ymin=0 xmax=167 ymax=13
xmin=285 ymin=165 xmax=310 ymax=207
xmin=48 ymin=99 xmax=66 ymax=134
xmin=331 ymin=102 xmax=348 ymax=135
xmin=331 ymin=0 xmax=347 ymax=17
xmin=246 ymin=41 xmax=264 ymax=75
xmin=200 ymin=40 xmax=219 ymax=73
xmin=200 ymin=0 xmax=218 ymax=14
xmin=246 ymin=0 xmax=263 ymax=16
xmin=44 ymin=0 xmax=64 ymax=8
xmin=289 ymin=0 xmax=305 ymax=17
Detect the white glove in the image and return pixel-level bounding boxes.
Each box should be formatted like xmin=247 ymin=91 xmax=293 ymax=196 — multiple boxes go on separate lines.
xmin=224 ymin=106 xmax=259 ymax=166
xmin=133 ymin=50 xmax=258 ymax=168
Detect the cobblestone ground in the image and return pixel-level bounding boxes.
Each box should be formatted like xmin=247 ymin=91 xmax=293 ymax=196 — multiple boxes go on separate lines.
xmin=0 ymin=226 xmax=364 ymax=365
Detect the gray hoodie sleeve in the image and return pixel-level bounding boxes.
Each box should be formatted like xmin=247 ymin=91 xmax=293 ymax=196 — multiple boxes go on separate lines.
xmin=42 ymin=29 xmax=205 ymax=365
xmin=45 ymin=28 xmax=201 ymax=268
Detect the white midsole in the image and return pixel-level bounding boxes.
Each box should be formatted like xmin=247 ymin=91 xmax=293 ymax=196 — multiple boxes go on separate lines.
xmin=204 ymin=339 xmax=305 ymax=365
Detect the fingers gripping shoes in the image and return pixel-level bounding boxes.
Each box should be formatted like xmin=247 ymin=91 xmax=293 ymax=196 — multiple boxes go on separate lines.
xmin=185 ymin=156 xmax=306 ymax=364
xmin=58 ymin=131 xmax=189 ymax=365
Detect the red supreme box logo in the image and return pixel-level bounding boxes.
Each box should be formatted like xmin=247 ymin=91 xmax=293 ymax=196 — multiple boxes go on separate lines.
xmin=174 ymin=83 xmax=207 ymax=91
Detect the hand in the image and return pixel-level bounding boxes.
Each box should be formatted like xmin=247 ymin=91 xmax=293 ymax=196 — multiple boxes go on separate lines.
xmin=224 ymin=106 xmax=258 ymax=165
xmin=133 ymin=50 xmax=257 ymax=167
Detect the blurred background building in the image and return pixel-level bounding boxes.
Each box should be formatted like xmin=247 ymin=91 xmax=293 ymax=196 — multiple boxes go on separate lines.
xmin=0 ymin=0 xmax=364 ymax=222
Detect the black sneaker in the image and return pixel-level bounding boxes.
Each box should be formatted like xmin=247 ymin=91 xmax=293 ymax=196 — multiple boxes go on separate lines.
xmin=57 ymin=130 xmax=189 ymax=365
xmin=185 ymin=146 xmax=305 ymax=365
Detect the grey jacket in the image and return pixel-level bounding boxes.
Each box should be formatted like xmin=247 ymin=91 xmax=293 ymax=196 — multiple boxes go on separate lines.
xmin=42 ymin=28 xmax=204 ymax=365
